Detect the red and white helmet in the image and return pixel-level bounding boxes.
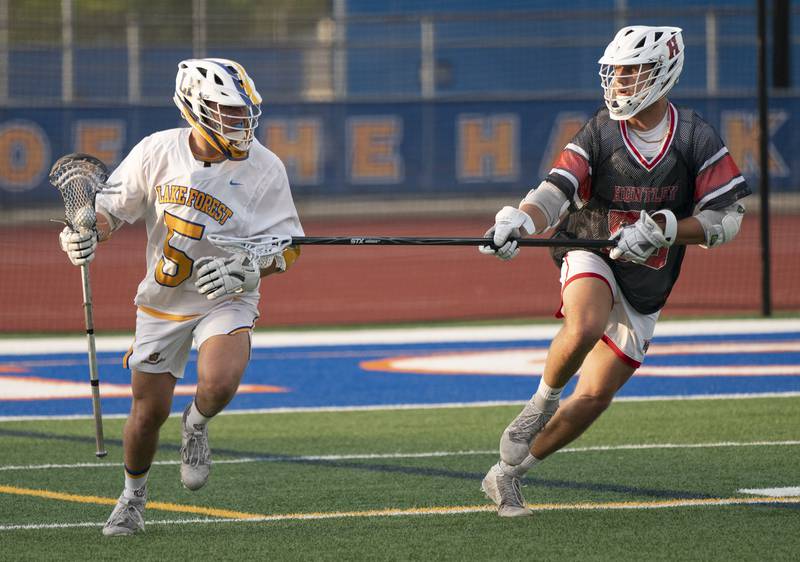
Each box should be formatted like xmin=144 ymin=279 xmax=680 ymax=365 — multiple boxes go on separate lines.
xmin=174 ymin=58 xmax=262 ymax=161
xmin=598 ymin=26 xmax=684 ymax=120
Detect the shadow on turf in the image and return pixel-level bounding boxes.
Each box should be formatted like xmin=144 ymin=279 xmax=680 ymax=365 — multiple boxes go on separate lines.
xmin=1 ymin=427 xmax=717 ymax=501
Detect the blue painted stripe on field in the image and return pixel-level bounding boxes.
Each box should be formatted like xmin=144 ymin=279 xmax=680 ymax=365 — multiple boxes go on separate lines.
xmin=0 ymin=331 xmax=799 ymax=417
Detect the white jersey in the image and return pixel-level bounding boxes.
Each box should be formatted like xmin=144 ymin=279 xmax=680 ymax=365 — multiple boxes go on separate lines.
xmin=96 ymin=127 xmax=304 ymax=317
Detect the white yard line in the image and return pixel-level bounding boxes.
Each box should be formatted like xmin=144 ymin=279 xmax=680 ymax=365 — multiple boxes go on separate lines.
xmin=738 ymin=486 xmax=800 ymax=497
xmin=1 ymin=439 xmax=797 ymax=473
xmin=1 ymin=496 xmax=798 ymax=532
xmin=2 ymin=392 xmax=800 ymax=423
xmin=1 ymin=318 xmax=798 ymax=355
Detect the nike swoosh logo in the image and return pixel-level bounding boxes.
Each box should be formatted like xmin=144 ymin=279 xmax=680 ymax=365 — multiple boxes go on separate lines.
xmin=230 ymin=180 xmax=243 ymax=186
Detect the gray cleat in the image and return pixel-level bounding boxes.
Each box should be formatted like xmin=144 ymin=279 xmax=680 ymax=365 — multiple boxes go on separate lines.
xmin=180 ymin=403 xmax=211 ymax=491
xmin=102 ymin=492 xmax=146 ymax=536
xmin=481 ymin=462 xmax=533 ymax=517
xmin=500 ymin=394 xmax=559 ymax=465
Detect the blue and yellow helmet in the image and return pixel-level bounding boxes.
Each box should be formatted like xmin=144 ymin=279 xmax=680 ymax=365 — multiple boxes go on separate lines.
xmin=173 ymin=58 xmax=262 ymax=160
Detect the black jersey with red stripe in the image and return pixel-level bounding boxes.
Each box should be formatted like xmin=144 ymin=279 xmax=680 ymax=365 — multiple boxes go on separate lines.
xmin=546 ymin=104 xmax=750 ymax=314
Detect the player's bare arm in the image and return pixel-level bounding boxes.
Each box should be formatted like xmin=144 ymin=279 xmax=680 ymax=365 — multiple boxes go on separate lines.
xmin=94 ymin=211 xmax=115 ymax=242
xmin=613 ymin=200 xmax=746 ymax=263
xmin=653 ymin=213 xmax=710 ymax=246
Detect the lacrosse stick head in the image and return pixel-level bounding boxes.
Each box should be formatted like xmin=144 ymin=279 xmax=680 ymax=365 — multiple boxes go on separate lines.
xmin=49 ymin=153 xmax=111 ymax=229
xmin=207 ymin=233 xmax=293 ymax=269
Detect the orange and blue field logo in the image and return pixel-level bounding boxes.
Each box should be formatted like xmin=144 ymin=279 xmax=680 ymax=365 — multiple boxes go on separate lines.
xmin=1 ymin=320 xmax=799 ymax=419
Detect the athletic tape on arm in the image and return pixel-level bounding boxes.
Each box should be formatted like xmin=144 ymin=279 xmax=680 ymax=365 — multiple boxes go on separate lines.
xmin=521 ymin=181 xmax=570 ymax=230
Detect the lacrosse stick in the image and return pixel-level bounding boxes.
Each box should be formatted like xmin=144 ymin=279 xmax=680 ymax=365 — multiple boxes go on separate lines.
xmin=290 ymin=236 xmax=616 ymax=249
xmin=49 ymin=153 xmax=118 ymax=458
xmin=207 ymin=233 xmax=615 ymax=266
xmin=206 ymin=233 xmax=294 ymax=268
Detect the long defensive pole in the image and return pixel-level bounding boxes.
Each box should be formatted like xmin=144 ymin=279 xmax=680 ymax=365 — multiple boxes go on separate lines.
xmin=291 ymin=236 xmax=616 ymax=249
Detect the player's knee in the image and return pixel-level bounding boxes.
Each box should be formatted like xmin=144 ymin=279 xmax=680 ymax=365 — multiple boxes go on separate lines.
xmin=563 ymin=321 xmax=605 ymax=352
xmin=576 ymin=392 xmax=614 ymax=416
xmin=130 ymin=401 xmax=171 ymax=430
xmin=199 ymin=371 xmax=242 ymax=402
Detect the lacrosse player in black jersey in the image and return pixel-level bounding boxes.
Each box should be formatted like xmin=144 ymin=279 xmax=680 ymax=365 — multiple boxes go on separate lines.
xmin=478 ymin=26 xmax=750 ymax=517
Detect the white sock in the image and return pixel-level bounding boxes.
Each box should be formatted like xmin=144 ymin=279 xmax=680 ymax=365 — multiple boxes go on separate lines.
xmin=535 ymin=378 xmax=564 ymax=401
xmin=499 ymin=455 xmax=541 ymax=478
xmin=123 ymin=466 xmax=149 ymax=499
xmin=186 ymin=399 xmax=213 ymax=427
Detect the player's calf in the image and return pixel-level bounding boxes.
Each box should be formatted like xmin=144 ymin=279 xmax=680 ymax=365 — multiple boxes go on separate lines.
xmin=500 ymin=393 xmax=560 ymax=465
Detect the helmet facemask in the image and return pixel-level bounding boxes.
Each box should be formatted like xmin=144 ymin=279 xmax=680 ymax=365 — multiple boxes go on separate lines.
xmin=197 ymin=100 xmax=261 ymax=155
xmin=597 ymin=26 xmax=684 ymax=120
xmin=599 ymin=62 xmax=664 ymax=119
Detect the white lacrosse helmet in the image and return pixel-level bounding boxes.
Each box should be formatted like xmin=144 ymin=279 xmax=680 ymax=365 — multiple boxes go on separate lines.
xmin=174 ymin=58 xmax=262 ymax=160
xmin=598 ymin=26 xmax=684 ymax=120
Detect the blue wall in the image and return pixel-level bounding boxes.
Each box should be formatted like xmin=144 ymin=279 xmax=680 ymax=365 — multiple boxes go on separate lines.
xmin=0 ymin=96 xmax=796 ymax=209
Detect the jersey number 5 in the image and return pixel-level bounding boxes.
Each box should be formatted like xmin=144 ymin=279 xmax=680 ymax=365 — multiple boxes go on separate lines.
xmin=155 ymin=211 xmax=205 ymax=287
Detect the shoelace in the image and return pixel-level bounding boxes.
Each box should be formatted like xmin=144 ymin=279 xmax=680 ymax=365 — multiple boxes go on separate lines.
xmin=182 ymin=428 xmax=210 ymax=467
xmin=498 ymin=474 xmax=525 ymax=507
xmin=109 ymin=500 xmax=143 ymax=528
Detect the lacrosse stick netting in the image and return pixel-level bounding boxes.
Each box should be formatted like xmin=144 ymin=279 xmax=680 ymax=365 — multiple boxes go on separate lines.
xmin=206 ymin=233 xmax=294 ymax=268
xmin=49 ymin=153 xmax=114 ymax=457
xmin=49 ymin=153 xmax=116 ymax=229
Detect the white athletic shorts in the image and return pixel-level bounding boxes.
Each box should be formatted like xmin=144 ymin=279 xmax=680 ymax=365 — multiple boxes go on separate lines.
xmin=123 ymin=298 xmax=259 ymax=379
xmin=557 ymin=250 xmax=659 ymax=368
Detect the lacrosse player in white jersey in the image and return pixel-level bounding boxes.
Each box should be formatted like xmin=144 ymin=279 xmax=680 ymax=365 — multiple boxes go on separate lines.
xmin=58 ymin=58 xmax=303 ymax=536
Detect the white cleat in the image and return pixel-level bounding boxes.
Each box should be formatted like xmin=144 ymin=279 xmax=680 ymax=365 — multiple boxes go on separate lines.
xmin=481 ymin=463 xmax=533 ymax=517
xmin=102 ymin=492 xmax=146 ymax=536
xmin=180 ymin=403 xmax=211 ymax=491
xmin=500 ymin=395 xmax=559 ymax=465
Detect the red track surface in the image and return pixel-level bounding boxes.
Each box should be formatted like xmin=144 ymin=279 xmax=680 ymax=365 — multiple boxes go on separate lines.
xmin=1 ymin=214 xmax=797 ymax=333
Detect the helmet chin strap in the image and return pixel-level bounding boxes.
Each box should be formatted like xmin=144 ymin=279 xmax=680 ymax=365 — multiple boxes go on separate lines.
xmin=188 ymin=127 xmax=229 ymax=162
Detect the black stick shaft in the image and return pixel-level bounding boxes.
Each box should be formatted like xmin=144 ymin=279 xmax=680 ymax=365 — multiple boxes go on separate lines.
xmin=291 ymin=236 xmax=614 ymax=249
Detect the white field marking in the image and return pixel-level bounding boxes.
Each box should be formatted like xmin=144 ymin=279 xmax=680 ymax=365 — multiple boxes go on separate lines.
xmin=361 ymin=340 xmax=800 ymax=377
xmin=636 ymin=366 xmax=800 ymax=377
xmin=7 ymin=339 xmax=800 ymax=367
xmin=2 ymin=439 xmax=798 ymax=473
xmin=0 ymin=376 xmax=286 ymax=401
xmin=738 ymin=487 xmax=800 ymax=497
xmin=1 ymin=496 xmax=799 ymax=532
xmin=645 ymin=341 xmax=800 ymax=356
xmin=1 ymin=318 xmax=798 ymax=355
xmin=4 ymin=338 xmax=798 ymax=400
xmin=2 ymin=392 xmax=800 ymax=423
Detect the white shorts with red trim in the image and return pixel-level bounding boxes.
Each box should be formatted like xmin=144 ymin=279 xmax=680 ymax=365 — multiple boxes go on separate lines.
xmin=557 ymin=251 xmax=659 ymax=368
xmin=124 ymin=297 xmax=258 ymax=379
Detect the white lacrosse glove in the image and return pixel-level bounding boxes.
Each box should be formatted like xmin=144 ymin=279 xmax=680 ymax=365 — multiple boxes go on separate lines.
xmin=609 ymin=210 xmax=677 ymax=264
xmin=59 ymin=226 xmax=97 ymax=266
xmin=478 ymin=206 xmax=535 ymax=261
xmin=194 ymin=254 xmax=260 ymax=300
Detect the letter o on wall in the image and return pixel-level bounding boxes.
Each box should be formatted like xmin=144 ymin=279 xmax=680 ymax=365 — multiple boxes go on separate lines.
xmin=0 ymin=120 xmax=51 ymax=192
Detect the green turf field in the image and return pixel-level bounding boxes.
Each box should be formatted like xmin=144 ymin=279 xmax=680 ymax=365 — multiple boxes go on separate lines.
xmin=1 ymin=397 xmax=798 ymax=561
